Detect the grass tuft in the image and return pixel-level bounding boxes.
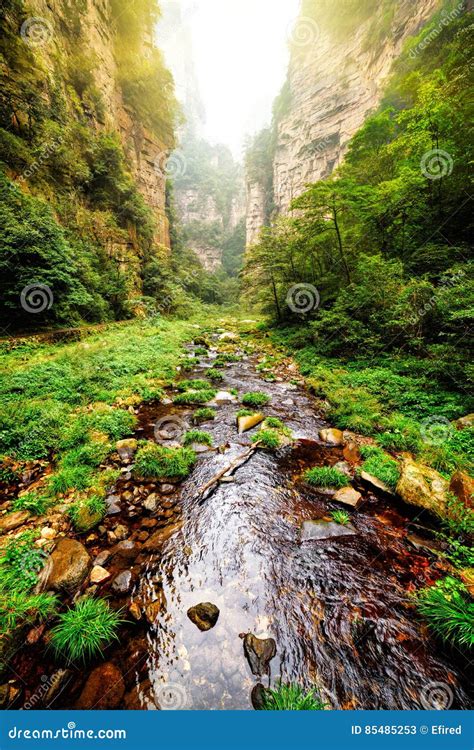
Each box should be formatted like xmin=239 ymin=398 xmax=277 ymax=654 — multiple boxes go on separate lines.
xmin=242 ymin=392 xmax=271 ymax=407
xmin=183 ymin=430 xmax=213 ymax=447
xmin=305 ymin=466 xmax=349 ymax=489
xmin=330 ymin=509 xmax=351 ymax=526
xmin=134 ymin=442 xmax=196 ymax=481
xmin=192 ymin=407 xmax=216 ymax=424
xmin=415 ymin=577 xmax=474 ymax=650
xmin=262 ymin=682 xmax=327 ymax=711
xmin=359 ymin=446 xmax=400 ymax=490
xmin=50 ymin=597 xmax=123 ymax=663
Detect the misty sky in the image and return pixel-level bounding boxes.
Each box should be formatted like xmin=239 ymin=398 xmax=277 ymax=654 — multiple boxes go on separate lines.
xmin=158 ymin=0 xmax=300 ymax=158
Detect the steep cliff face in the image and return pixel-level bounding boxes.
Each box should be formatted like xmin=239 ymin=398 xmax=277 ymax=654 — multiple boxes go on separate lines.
xmin=246 ymin=0 xmax=441 ymax=243
xmin=20 ymin=0 xmax=171 ymax=248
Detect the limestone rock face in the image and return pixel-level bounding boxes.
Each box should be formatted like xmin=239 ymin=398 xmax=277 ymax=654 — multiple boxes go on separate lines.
xmin=396 ymin=457 xmax=448 ymax=517
xmin=246 ymin=0 xmax=440 ymax=240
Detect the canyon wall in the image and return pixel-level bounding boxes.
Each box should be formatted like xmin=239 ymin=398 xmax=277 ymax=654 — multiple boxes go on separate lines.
xmin=31 ymin=0 xmax=171 ymax=248
xmin=246 ymin=0 xmax=442 ymax=244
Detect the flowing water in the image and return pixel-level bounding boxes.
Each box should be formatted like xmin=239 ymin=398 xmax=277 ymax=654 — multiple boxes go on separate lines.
xmin=129 ymin=339 xmax=472 ymax=711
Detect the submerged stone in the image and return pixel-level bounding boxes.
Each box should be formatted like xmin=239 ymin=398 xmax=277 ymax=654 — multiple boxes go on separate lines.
xmin=187 ymin=602 xmax=220 ymax=631
xmin=301 ymin=520 xmax=356 ymax=542
xmin=243 ymin=633 xmax=276 ymax=677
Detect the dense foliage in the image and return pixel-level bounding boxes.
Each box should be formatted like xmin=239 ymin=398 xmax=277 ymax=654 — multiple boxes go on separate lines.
xmin=244 ymin=8 xmax=473 ymax=397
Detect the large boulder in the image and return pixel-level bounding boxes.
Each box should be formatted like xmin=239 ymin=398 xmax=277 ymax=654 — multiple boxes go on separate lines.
xmin=243 ymin=634 xmax=276 ymax=677
xmin=40 ymin=539 xmax=90 ymax=593
xmin=449 ymin=471 xmax=474 ymax=509
xmin=76 ymin=663 xmax=125 ymax=709
xmin=396 ymin=457 xmax=447 ymax=517
xmin=187 ymin=603 xmax=219 ymax=632
xmin=454 ymin=414 xmax=474 ymax=430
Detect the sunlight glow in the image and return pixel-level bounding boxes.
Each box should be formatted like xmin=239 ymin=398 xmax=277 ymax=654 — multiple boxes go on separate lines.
xmin=159 ymin=0 xmax=301 ymax=157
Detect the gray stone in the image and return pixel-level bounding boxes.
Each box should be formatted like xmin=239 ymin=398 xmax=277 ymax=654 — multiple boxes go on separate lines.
xmin=111 ymin=570 xmax=133 ymax=595
xmin=301 ymin=520 xmax=356 ymax=542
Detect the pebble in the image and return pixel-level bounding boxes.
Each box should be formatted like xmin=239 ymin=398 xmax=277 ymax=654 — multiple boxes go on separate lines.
xmin=114 ymin=524 xmax=128 ymax=541
xmin=41 ymin=527 xmax=57 ymax=540
xmin=90 ymin=565 xmax=110 ymax=584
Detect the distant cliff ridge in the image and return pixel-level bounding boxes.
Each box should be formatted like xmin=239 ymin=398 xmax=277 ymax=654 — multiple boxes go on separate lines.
xmin=246 ymin=0 xmax=441 ymax=244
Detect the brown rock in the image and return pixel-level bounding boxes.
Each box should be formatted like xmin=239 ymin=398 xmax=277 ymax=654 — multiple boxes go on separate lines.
xmin=243 ymin=633 xmax=276 ymax=677
xmin=396 ymin=458 xmax=447 ymax=517
xmin=361 ymin=471 xmax=395 ymax=496
xmin=454 ymin=413 xmax=474 ymax=430
xmin=187 ymin=602 xmax=220 ymax=631
xmin=76 ymin=663 xmax=125 ymax=709
xmin=334 ymin=487 xmax=362 ymax=509
xmin=319 ymin=428 xmax=344 ymax=447
xmin=343 ymin=442 xmax=361 ymax=465
xmin=144 ymin=590 xmax=167 ymax=625
xmin=128 ymin=601 xmax=142 ymax=621
xmin=449 ymin=471 xmax=474 ymax=509
xmin=90 ymin=565 xmax=110 ymax=584
xmin=40 ymin=539 xmax=90 ymax=593
xmin=143 ymin=520 xmax=183 ymax=552
xmin=116 ymin=439 xmax=138 ymax=460
xmin=0 ymin=510 xmax=30 ymax=534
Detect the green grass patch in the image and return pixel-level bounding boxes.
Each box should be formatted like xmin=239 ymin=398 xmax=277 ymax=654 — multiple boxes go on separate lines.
xmin=50 ymin=597 xmax=123 ymax=663
xmin=415 ymin=577 xmax=474 ymax=650
xmin=359 ymin=446 xmax=400 ymax=490
xmin=176 ymin=379 xmax=211 ymax=392
xmin=183 ymin=430 xmax=213 ymax=447
xmin=252 ymin=429 xmax=281 ymax=450
xmin=12 ymin=492 xmax=51 ymax=515
xmin=330 ymin=509 xmax=351 ymax=526
xmin=305 ymin=466 xmax=350 ymax=489
xmin=133 ymin=442 xmax=196 ymax=481
xmin=242 ymin=392 xmax=271 ymax=407
xmin=192 ymin=408 xmax=216 ymax=424
xmin=237 ymin=408 xmax=256 ymax=418
xmin=67 ymin=494 xmax=107 ymax=532
xmin=174 ymin=389 xmax=216 ymax=406
xmin=206 ymin=368 xmax=224 ymax=382
xmin=262 ymin=682 xmax=327 ymax=711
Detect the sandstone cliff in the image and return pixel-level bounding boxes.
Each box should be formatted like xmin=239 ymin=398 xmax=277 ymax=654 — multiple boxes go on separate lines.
xmin=246 ymin=0 xmax=441 ymax=244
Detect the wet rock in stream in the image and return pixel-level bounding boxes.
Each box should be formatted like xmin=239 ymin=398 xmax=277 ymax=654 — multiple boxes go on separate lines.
xmin=187 ymin=603 xmax=220 ymax=631
xmin=243 ymin=634 xmax=277 ymax=677
xmin=76 ymin=663 xmax=125 ymax=709
xmin=301 ymin=520 xmax=356 ymax=542
xmin=38 ymin=538 xmax=90 ymax=593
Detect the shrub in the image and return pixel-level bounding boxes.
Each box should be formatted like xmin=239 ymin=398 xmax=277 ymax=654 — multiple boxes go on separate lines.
xmin=192 ymin=408 xmax=216 ymax=424
xmin=206 ymin=368 xmax=224 ymax=382
xmin=50 ymin=597 xmax=123 ymax=662
xmin=242 ymin=392 xmax=271 ymax=407
xmin=305 ymin=467 xmax=350 ymax=489
xmin=174 ymin=390 xmax=216 ymax=406
xmin=330 ymin=509 xmax=351 ymax=526
xmin=183 ymin=430 xmax=213 ymax=447
xmin=176 ymin=379 xmax=210 ymax=392
xmin=67 ymin=495 xmax=107 ymax=532
xmin=360 ymin=446 xmax=400 ymax=490
xmin=415 ymin=577 xmax=474 ymax=650
xmin=262 ymin=682 xmax=327 ymax=711
xmin=48 ymin=466 xmax=94 ymax=495
xmin=253 ymin=430 xmax=280 ymax=450
xmin=12 ymin=492 xmax=51 ymax=515
xmin=134 ymin=442 xmax=196 ymax=480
